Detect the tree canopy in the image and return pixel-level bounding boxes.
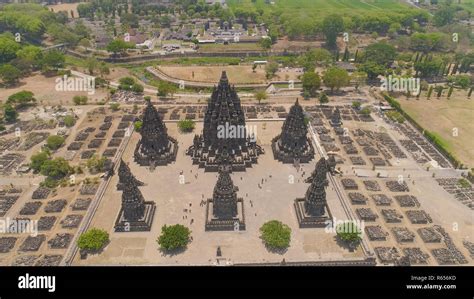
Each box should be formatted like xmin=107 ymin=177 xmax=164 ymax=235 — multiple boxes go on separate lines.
xmin=260 ymin=220 xmax=291 ymax=250
xmin=363 ymin=42 xmax=396 ymax=66
xmin=322 ymin=14 xmax=344 ymax=49
xmin=323 ymin=67 xmax=350 ymax=92
xmin=106 ymin=39 xmax=134 ymax=55
xmin=301 ymin=72 xmax=321 ymax=97
xmin=77 ymin=228 xmax=109 ymax=252
xmin=157 ymin=224 xmax=191 ymax=251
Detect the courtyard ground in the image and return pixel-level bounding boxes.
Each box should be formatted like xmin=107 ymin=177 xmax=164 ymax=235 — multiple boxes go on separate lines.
xmin=73 ymin=121 xmax=365 ymax=265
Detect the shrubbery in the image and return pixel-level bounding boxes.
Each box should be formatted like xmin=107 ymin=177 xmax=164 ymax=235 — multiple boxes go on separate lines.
xmin=178 ymin=119 xmax=195 ymax=133
xmin=157 ymin=224 xmax=191 ymax=251
xmin=78 ymin=228 xmax=109 ymax=252
xmin=46 ymin=135 xmax=65 ymax=150
xmin=260 ymin=220 xmax=291 ymax=250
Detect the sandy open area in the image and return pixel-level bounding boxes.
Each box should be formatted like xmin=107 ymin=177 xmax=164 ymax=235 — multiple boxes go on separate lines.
xmin=157 ymin=65 xmax=300 ymax=84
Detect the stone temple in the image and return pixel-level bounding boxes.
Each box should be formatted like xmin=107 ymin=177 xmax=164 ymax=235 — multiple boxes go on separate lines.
xmin=187 ymin=71 xmax=263 ymax=172
xmin=205 ymin=151 xmax=245 ymax=231
xmin=114 ymin=160 xmax=155 ymax=232
xmin=117 ymin=159 xmax=143 ymax=191
xmin=294 ymin=157 xmax=332 ymax=228
xmin=134 ymin=99 xmax=178 ymax=168
xmin=272 ymin=99 xmax=314 ymax=164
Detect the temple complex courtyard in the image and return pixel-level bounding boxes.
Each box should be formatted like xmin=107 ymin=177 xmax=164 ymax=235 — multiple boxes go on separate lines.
xmin=1 ymin=75 xmax=472 ymax=267
xmin=73 ymin=121 xmax=367 ymax=265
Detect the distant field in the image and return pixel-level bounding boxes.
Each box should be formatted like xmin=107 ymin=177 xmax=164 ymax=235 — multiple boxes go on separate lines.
xmin=198 ymin=43 xmax=262 ymax=52
xmin=458 ymin=0 xmax=474 ymax=13
xmin=227 ymin=0 xmax=412 ymax=16
xmin=47 ymin=2 xmax=82 ymax=18
xmin=397 ymin=90 xmax=474 ymax=168
xmin=158 ymin=65 xmax=267 ymax=84
xmin=157 ymin=65 xmax=300 ymax=84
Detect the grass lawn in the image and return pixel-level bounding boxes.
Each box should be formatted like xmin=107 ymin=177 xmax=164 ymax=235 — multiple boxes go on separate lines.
xmin=157 ymin=65 xmax=268 ymax=84
xmin=397 ymin=89 xmax=474 ymax=167
xmin=227 ymin=0 xmax=411 ymax=17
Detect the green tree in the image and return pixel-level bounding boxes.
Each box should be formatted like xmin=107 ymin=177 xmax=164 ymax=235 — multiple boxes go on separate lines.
xmin=7 ymin=91 xmax=36 ymax=109
xmin=265 ymin=61 xmax=279 ymax=79
xmin=299 ymin=48 xmax=333 ymax=71
xmin=415 ymin=60 xmax=441 ymax=78
xmin=40 ymin=157 xmax=72 ymax=179
xmin=322 ymin=14 xmax=344 ymax=49
xmin=359 ymin=61 xmax=385 ymax=81
xmin=157 ymin=81 xmax=177 ymax=97
xmin=16 ymin=45 xmax=42 ymax=68
xmin=260 ymin=220 xmax=291 ymax=250
xmin=433 ymin=5 xmax=455 ymax=27
xmin=352 ymin=71 xmax=368 ymax=90
xmin=323 ymin=67 xmax=350 ymax=92
xmin=77 ymin=228 xmax=109 ymax=252
xmin=177 ymin=119 xmax=195 ymax=133
xmin=0 ymin=64 xmax=21 ymax=85
xmin=119 ymin=76 xmax=135 ymax=87
xmin=301 ymin=72 xmax=321 ymax=97
xmin=106 ymin=39 xmax=133 ymax=56
xmin=134 ymin=120 xmax=143 ymax=131
xmin=131 ymin=83 xmax=144 ymax=93
xmin=157 ymin=224 xmax=191 ymax=251
xmin=40 ymin=50 xmax=65 ymax=73
xmin=0 ymin=35 xmax=21 ymax=63
xmin=360 ymin=107 xmax=371 ymax=116
xmin=30 ymin=151 xmax=50 ymax=172
xmin=319 ymin=92 xmax=329 ymax=105
xmin=364 ymin=42 xmax=396 ymax=66
xmin=99 ymin=62 xmax=110 ymax=77
xmin=46 ymin=135 xmax=65 ymax=150
xmin=409 ymin=32 xmax=448 ymax=53
xmin=336 ymin=221 xmax=362 ymax=247
xmin=352 ymin=101 xmax=362 ymax=110
xmin=64 ymin=115 xmax=76 ymax=127
xmin=448 ymin=75 xmax=471 ymax=89
xmin=259 ymin=37 xmax=272 ymax=50
xmin=85 ymin=57 xmax=99 ymax=75
xmin=86 ymin=155 xmax=107 ymax=172
xmin=109 ymin=103 xmax=120 ymax=111
xmin=4 ymin=104 xmax=18 ymax=123
xmin=255 ymin=90 xmax=267 ymax=105
xmin=73 ymin=95 xmax=88 ymax=105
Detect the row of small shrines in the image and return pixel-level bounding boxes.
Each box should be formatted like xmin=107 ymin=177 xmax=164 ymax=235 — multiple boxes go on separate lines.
xmin=114 ymin=72 xmax=341 ymax=232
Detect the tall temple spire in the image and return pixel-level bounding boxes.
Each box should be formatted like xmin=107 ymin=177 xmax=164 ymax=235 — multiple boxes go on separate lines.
xmin=205 ymin=144 xmax=246 ymax=231
xmin=117 ymin=159 xmax=143 ymax=190
xmin=119 ymin=163 xmax=145 ymax=221
xmin=115 ymin=161 xmax=155 ymax=232
xmin=134 ymin=100 xmax=178 ymax=167
xmin=272 ymin=98 xmax=314 ymax=164
xmin=303 ymin=158 xmax=329 ymax=216
xmin=187 ymin=71 xmax=263 ymax=172
xmin=294 ymin=157 xmax=332 ymax=228
xmin=211 ymin=167 xmax=238 ymax=219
